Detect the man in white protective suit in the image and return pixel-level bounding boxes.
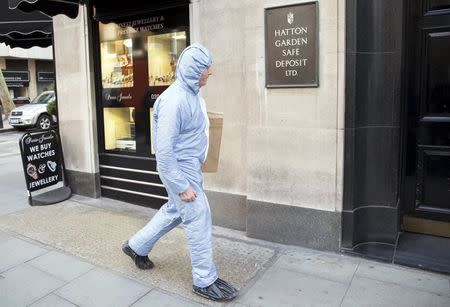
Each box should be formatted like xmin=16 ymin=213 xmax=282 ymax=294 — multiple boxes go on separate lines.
xmin=122 ymin=43 xmax=238 ymax=302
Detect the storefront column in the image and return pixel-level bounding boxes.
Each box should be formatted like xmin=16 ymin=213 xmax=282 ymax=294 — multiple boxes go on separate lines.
xmin=342 ymin=0 xmax=404 ymax=261
xmin=27 ymin=59 xmax=37 ymax=99
xmin=52 ymin=5 xmax=100 ymax=197
xmin=189 ymin=0 xmax=201 ymax=42
xmin=0 ymin=58 xmax=5 ymax=69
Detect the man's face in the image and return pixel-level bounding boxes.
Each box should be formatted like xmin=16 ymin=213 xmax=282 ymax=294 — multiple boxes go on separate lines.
xmin=199 ymin=66 xmax=212 ymax=87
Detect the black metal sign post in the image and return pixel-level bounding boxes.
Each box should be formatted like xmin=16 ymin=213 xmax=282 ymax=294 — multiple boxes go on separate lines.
xmin=19 ymin=130 xmax=71 ymax=206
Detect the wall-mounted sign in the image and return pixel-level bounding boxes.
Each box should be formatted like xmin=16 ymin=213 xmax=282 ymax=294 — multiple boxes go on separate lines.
xmin=37 ymin=72 xmax=55 ymax=82
xmin=99 ymin=6 xmax=189 ymax=41
xmin=20 ymin=130 xmax=62 ymax=192
xmin=144 ymin=86 xmax=167 ymax=106
xmin=102 ymin=88 xmax=134 ymax=107
xmin=117 ymin=16 xmax=166 ymax=35
xmin=6 ymin=83 xmax=26 ymax=88
xmin=265 ymin=2 xmax=319 ymax=88
xmin=2 ymin=70 xmax=30 ymax=83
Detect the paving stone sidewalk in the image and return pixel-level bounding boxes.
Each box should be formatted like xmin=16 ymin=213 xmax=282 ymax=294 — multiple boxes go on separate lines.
xmin=0 ymin=195 xmax=449 ymax=307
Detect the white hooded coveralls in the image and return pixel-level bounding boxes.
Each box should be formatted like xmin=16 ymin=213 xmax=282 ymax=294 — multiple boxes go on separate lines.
xmin=128 ymin=43 xmax=217 ymax=288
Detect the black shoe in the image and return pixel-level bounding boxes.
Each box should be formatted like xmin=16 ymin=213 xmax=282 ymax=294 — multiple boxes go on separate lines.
xmin=193 ymin=278 xmax=238 ymax=301
xmin=122 ymin=240 xmax=154 ymax=270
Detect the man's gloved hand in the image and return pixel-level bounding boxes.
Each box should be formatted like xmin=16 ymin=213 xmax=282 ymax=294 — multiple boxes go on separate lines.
xmin=179 ymin=186 xmax=197 ymax=202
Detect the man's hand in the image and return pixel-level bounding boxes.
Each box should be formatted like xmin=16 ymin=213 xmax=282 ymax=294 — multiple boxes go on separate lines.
xmin=179 ymin=186 xmax=197 ymax=202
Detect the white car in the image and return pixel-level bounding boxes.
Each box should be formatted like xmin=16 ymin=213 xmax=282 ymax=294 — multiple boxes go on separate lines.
xmin=8 ymin=91 xmax=56 ymax=130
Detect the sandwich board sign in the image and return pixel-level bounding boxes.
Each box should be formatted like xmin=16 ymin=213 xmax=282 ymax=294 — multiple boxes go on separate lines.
xmin=20 ymin=130 xmax=71 ymax=206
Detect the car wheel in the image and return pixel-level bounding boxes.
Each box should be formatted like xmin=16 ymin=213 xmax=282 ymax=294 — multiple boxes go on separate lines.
xmin=37 ymin=114 xmax=52 ymax=130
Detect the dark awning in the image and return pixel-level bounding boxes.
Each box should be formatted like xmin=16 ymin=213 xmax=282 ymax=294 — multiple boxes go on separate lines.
xmin=9 ymin=0 xmax=81 ymax=19
xmin=10 ymin=0 xmax=190 ymax=22
xmin=92 ymin=0 xmax=190 ymax=23
xmin=0 ymin=1 xmax=52 ymax=48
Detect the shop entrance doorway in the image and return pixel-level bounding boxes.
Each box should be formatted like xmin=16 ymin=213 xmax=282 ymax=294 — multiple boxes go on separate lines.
xmin=402 ymin=0 xmax=450 ymax=238
xmin=93 ymin=5 xmax=189 ymax=208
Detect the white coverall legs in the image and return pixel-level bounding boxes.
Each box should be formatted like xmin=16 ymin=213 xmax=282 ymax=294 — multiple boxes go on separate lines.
xmin=128 ymin=183 xmax=218 ymax=288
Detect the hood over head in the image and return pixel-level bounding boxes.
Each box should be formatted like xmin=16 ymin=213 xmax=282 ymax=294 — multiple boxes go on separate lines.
xmin=175 ymin=43 xmax=212 ymax=95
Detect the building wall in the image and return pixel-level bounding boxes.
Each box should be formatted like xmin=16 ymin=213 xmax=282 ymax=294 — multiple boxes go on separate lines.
xmin=193 ymin=0 xmax=345 ymax=250
xmin=53 ymin=7 xmax=100 ymax=197
xmin=0 ymin=51 xmax=55 ymax=100
xmin=53 ymin=0 xmax=345 ymax=251
xmin=27 ymin=60 xmax=37 ymax=99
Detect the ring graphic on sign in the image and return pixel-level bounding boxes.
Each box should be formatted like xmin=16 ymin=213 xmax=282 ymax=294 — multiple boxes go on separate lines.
xmin=47 ymin=160 xmax=57 ymax=172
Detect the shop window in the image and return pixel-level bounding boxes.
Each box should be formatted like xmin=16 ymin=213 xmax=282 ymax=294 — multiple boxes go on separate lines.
xmin=97 ymin=5 xmax=189 ymax=157
xmin=5 ymin=59 xmax=28 ymax=70
xmin=148 ymin=32 xmax=186 ymax=86
xmin=100 ymin=39 xmax=133 ymax=88
xmin=103 ymin=107 xmax=136 ymax=152
xmin=147 ymin=32 xmax=186 ymax=156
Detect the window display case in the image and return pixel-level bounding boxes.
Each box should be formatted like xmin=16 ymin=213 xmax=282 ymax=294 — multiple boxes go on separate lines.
xmin=103 ymin=107 xmax=136 ymax=152
xmin=94 ymin=4 xmax=189 ymax=208
xmin=148 ymin=31 xmax=186 ymax=86
xmin=97 ymin=6 xmax=189 ymax=157
xmin=100 ymin=39 xmax=133 ymax=88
